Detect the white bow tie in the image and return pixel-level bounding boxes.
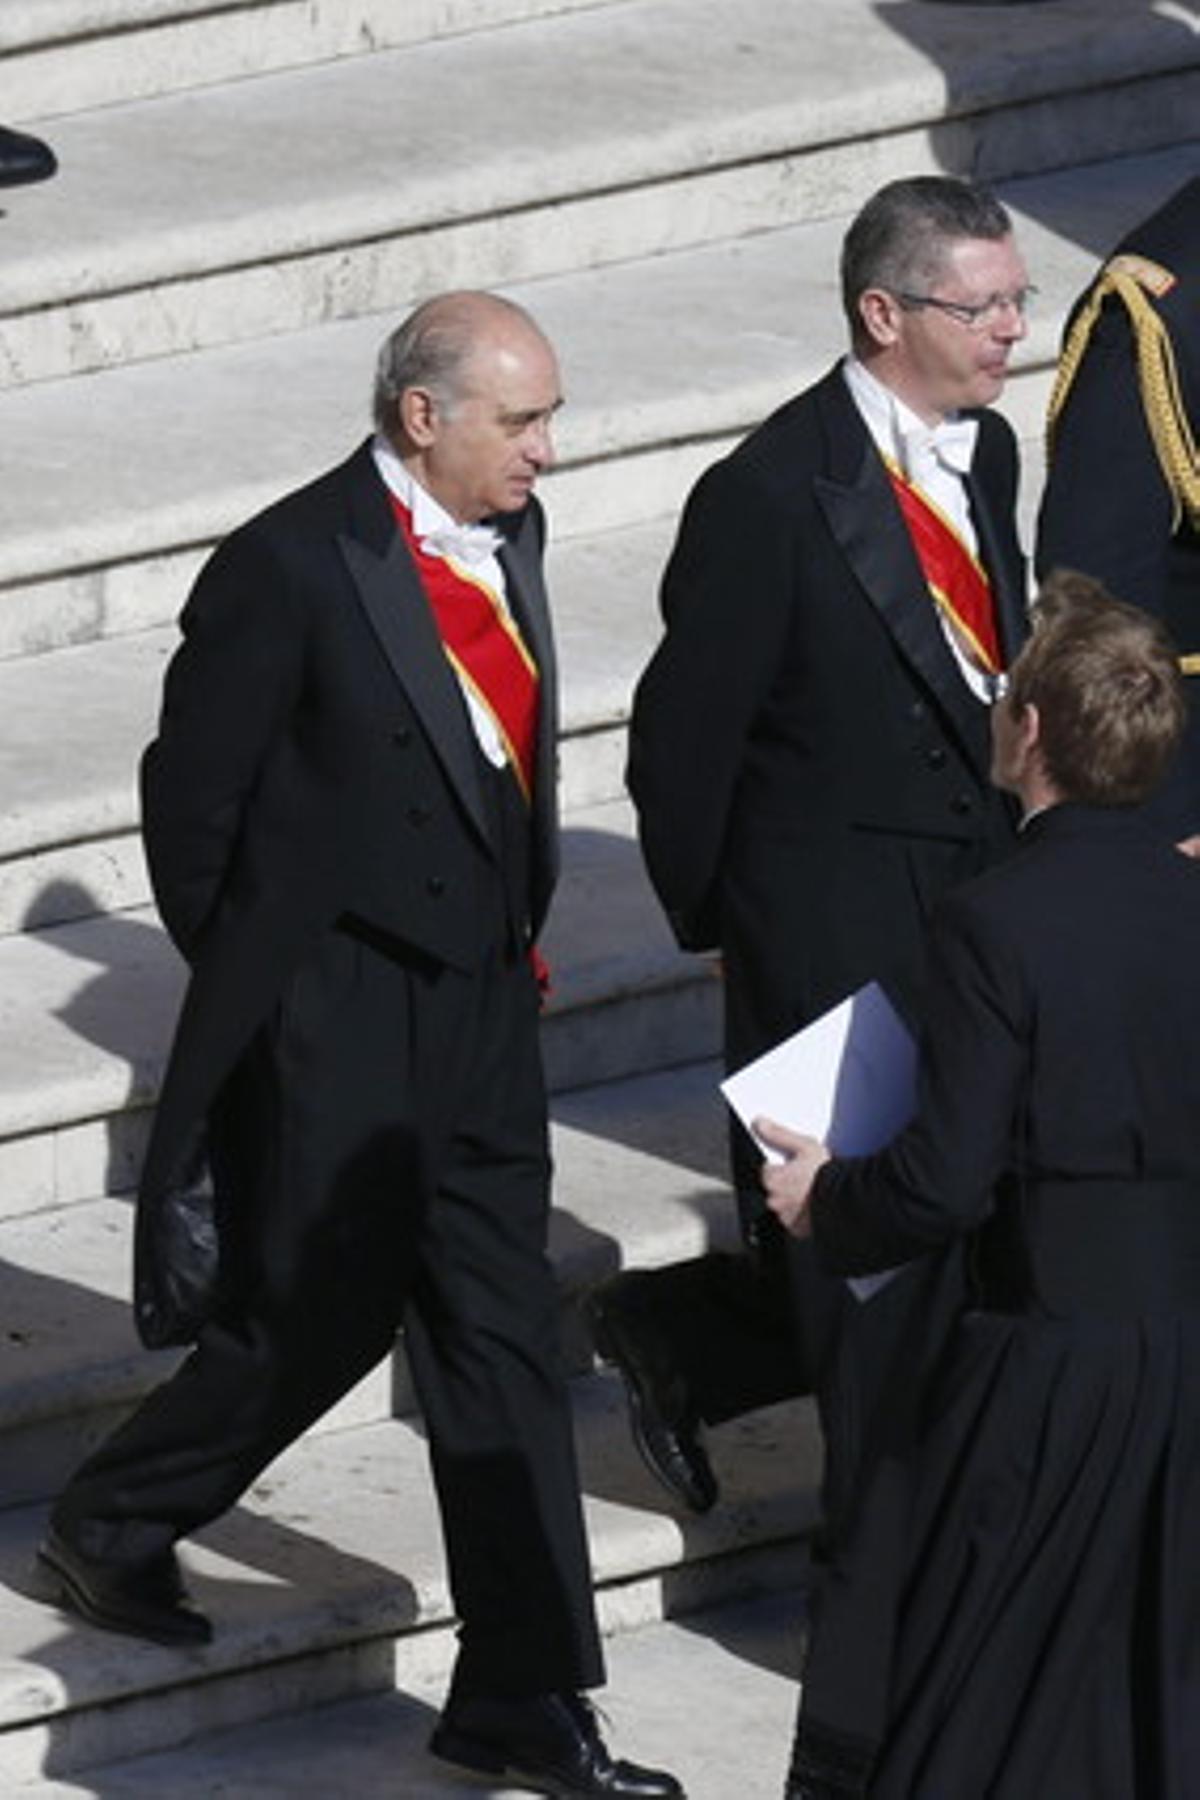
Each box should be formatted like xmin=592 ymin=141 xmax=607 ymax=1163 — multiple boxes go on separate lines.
xmin=902 ymin=417 xmax=978 ymax=477
xmin=420 ymin=521 xmax=503 ymax=568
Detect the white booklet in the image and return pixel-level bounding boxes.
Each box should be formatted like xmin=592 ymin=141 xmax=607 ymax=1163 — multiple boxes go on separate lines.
xmin=720 ymin=981 xmax=917 ymax=1301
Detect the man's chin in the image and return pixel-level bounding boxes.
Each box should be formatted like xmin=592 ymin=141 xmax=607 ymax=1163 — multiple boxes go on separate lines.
xmin=974 ymin=368 xmax=1009 ymax=405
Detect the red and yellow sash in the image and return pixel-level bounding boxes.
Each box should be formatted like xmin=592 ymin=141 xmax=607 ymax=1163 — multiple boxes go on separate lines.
xmin=391 ymin=496 xmax=540 ymax=801
xmin=886 ymin=463 xmax=1004 ymax=675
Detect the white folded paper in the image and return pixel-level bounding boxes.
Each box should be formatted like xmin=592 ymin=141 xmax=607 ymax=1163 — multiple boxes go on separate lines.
xmin=720 ymin=981 xmax=917 ymax=1301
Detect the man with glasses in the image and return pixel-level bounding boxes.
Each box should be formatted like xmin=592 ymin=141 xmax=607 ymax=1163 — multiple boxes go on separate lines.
xmin=591 ymin=177 xmax=1030 ymax=1539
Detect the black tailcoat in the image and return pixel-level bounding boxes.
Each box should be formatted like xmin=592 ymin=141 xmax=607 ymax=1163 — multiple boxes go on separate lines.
xmin=624 ymin=365 xmax=1026 ymax=1507
xmin=55 ymin=441 xmax=605 ymax=1700
xmin=141 ymin=437 xmax=559 ymax=1201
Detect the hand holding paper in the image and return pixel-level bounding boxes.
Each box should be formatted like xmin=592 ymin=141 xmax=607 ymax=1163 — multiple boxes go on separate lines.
xmin=720 ymin=982 xmax=918 ymax=1300
xmin=756 ymin=1118 xmax=830 ymax=1238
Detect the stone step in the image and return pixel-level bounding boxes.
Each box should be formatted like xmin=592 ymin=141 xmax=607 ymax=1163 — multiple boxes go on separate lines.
xmin=0 ymin=1375 xmax=818 ymax=1785
xmin=2 ymin=0 xmax=1195 ymax=388
xmin=6 ymin=141 xmax=1198 ymax=663
xmin=0 ymin=1056 xmax=737 ymax=1507
xmin=5 ymin=0 xmax=612 ymax=117
xmin=0 ymin=802 xmax=720 ymax=1217
xmin=13 ymin=1585 xmax=804 ymax=1798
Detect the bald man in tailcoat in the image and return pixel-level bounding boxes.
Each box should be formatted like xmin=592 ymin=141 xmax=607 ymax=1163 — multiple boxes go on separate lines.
xmin=39 ymin=292 xmax=680 ymax=1800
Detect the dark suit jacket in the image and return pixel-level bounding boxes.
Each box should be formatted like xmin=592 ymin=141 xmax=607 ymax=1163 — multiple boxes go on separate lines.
xmin=139 ymin=438 xmax=559 ymax=1205
xmin=811 ymin=804 xmax=1200 ymax=1282
xmin=1037 ymin=176 xmax=1200 ymax=834
xmin=628 ymin=364 xmax=1026 ymax=1064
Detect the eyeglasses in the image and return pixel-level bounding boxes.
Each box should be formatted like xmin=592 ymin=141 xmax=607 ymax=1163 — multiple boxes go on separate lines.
xmin=895 ymin=286 xmax=1038 ymax=331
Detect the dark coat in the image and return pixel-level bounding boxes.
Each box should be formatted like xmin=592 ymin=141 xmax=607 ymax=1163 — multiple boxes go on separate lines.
xmin=796 ymin=804 xmax=1200 ymax=1797
xmin=811 ymin=803 xmax=1200 ymax=1276
xmin=1038 ymin=175 xmax=1200 ymax=835
xmin=628 ymin=363 xmax=1026 ymax=1059
xmin=139 ymin=438 xmax=559 ymax=1210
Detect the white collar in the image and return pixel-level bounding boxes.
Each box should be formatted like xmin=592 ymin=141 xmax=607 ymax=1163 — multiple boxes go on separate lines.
xmin=371 ymin=434 xmax=503 ymax=566
xmin=842 ymin=356 xmax=977 ymax=480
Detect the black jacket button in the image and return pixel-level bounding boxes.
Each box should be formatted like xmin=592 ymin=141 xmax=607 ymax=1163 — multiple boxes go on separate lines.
xmin=925 ymin=746 xmax=947 ymax=769
xmin=427 ymin=875 xmax=446 ymax=896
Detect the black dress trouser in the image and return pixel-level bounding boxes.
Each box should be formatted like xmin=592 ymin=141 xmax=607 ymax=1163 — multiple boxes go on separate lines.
xmin=54 ymin=921 xmax=605 ymax=1699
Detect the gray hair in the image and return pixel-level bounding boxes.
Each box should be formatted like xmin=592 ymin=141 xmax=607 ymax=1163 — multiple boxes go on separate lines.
xmin=840 ymin=177 xmax=1013 ymax=340
xmin=372 ymin=290 xmax=538 ymax=435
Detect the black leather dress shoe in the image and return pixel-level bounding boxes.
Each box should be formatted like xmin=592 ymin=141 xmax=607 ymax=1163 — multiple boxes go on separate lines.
xmin=587 ymin=1276 xmax=717 ymax=1515
xmin=430 ymin=1691 xmax=685 ymax=1797
xmin=37 ymin=1526 xmax=212 ymax=1646
xmin=0 ymin=126 xmax=57 ymax=189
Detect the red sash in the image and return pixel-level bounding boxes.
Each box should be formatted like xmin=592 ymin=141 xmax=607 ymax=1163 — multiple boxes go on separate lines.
xmin=391 ymin=496 xmax=540 ymax=801
xmin=886 ymin=465 xmax=1004 ymax=675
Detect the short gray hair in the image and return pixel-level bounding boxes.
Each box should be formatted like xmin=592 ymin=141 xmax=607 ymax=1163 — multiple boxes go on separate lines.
xmin=372 ymin=290 xmax=537 ymax=435
xmin=840 ymin=177 xmax=1013 ymax=340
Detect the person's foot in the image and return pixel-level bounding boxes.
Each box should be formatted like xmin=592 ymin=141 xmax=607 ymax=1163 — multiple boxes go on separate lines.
xmin=0 ymin=126 xmax=57 ymax=189
xmin=37 ymin=1526 xmax=212 ymax=1646
xmin=587 ymin=1275 xmax=718 ymax=1515
xmin=430 ymin=1690 xmax=685 ymax=1796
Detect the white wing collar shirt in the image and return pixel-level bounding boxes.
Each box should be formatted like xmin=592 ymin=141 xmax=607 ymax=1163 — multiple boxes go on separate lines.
xmin=372 ymin=432 xmax=511 ymax=768
xmin=842 ymin=355 xmax=992 ymax=701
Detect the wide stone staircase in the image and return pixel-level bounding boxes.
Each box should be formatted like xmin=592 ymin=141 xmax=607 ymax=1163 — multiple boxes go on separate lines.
xmin=0 ymin=0 xmax=1196 ymax=1791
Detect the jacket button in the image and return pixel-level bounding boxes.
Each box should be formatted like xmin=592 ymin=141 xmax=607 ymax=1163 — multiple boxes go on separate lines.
xmin=391 ymin=727 xmax=413 ymax=748
xmin=408 ymin=804 xmax=432 ymax=826
xmin=950 ymin=793 xmax=973 ymax=815
xmin=925 ymin=746 xmax=947 ymax=770
xmin=427 ymin=875 xmax=446 ymax=896
xmin=909 ymin=700 xmax=926 ymax=721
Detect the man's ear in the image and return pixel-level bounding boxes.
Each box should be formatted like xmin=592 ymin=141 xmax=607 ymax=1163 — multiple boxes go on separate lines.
xmin=398 ymin=386 xmax=438 ymax=449
xmin=1019 ymin=700 xmax=1041 ymax=755
xmin=1012 ymin=700 xmax=1044 ymax=782
xmin=857 ymin=286 xmax=903 ymax=350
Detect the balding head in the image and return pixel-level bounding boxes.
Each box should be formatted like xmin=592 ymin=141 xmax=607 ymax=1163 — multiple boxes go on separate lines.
xmin=373 ymin=291 xmax=551 ymax=435
xmin=375 ymin=290 xmax=563 ymax=521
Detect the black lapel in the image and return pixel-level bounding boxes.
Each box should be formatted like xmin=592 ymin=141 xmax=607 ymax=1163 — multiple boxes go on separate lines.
xmin=812 ymin=374 xmax=991 ymax=775
xmin=966 ymin=426 xmax=1028 ymax=666
xmin=497 ymin=507 xmax=555 ymax=710
xmin=497 ymin=501 xmax=560 ymax=838
xmin=335 ymin=448 xmax=489 ymax=843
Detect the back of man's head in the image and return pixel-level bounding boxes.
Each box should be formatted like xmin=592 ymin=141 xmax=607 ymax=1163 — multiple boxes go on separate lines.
xmin=1008 ymin=569 xmax=1186 ymax=807
xmin=840 ymin=176 xmax=1012 ymax=341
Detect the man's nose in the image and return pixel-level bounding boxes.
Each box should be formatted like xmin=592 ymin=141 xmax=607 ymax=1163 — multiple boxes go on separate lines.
xmin=526 ymin=418 xmax=555 ymax=469
xmin=993 ymin=297 xmax=1028 ymax=342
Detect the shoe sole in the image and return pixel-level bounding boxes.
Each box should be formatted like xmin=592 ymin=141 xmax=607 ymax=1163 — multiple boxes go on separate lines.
xmin=429 ymin=1724 xmax=577 ymax=1795
xmin=36 ymin=1543 xmax=212 ymax=1647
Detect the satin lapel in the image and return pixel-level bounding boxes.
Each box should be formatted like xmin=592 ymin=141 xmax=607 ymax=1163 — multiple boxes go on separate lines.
xmin=813 ymin=378 xmax=991 ymax=777
xmin=966 ymin=463 xmax=1027 ymax=666
xmin=338 ymin=526 xmax=489 ymax=844
xmin=499 ymin=508 xmax=560 ymax=847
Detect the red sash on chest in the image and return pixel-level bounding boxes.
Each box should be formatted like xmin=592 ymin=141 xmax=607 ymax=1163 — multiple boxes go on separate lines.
xmin=886 ymin=465 xmax=1004 ymax=675
xmin=391 ymin=495 xmax=540 ymax=801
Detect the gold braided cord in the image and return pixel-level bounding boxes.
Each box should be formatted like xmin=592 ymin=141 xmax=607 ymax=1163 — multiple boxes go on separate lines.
xmin=1046 ymin=265 xmax=1200 ymax=534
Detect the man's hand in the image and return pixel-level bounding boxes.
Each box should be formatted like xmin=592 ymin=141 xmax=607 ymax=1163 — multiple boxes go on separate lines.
xmin=1177 ymin=834 xmax=1200 ymax=860
xmin=754 ymin=1117 xmax=831 ymax=1239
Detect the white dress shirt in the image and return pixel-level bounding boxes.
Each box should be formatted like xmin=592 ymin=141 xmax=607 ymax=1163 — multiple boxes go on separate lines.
xmin=372 ymin=433 xmax=512 ymax=768
xmin=842 ymin=356 xmax=993 ymax=701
